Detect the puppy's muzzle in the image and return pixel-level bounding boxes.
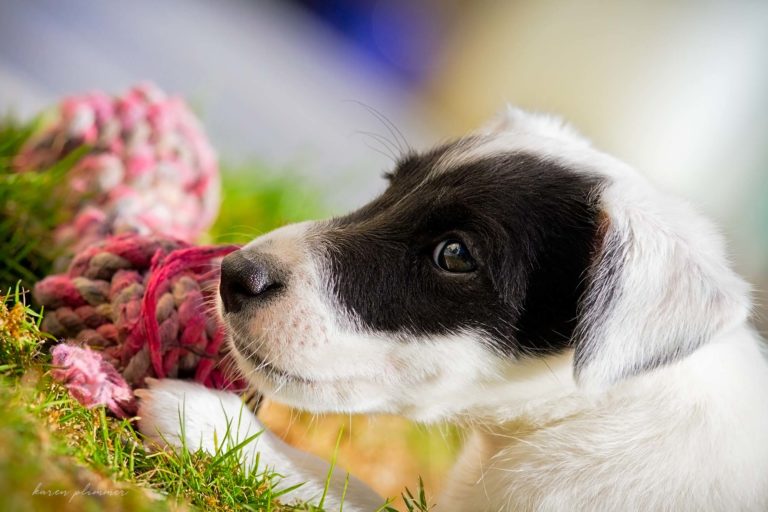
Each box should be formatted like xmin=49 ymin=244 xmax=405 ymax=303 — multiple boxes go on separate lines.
xmin=219 ymin=250 xmax=284 ymax=313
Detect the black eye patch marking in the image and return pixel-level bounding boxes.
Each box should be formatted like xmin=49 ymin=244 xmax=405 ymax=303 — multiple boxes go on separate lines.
xmin=319 ymin=149 xmax=603 ymax=359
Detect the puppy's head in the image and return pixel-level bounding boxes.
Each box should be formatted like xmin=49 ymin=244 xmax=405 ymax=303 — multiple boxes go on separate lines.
xmin=220 ymin=108 xmax=749 ymax=421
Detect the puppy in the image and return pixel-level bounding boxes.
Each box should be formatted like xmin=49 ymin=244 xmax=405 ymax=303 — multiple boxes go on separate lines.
xmin=138 ymin=108 xmax=768 ymax=511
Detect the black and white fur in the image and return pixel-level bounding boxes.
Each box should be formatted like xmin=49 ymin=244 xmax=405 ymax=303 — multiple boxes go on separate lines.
xmin=137 ymin=107 xmax=768 ymax=511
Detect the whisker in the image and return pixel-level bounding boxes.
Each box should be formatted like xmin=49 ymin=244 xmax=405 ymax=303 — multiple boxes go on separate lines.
xmin=344 ymin=99 xmax=411 ymax=154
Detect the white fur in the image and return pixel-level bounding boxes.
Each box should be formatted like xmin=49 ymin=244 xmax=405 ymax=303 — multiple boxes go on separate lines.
xmin=136 ymin=378 xmax=382 ymax=510
xmin=138 ymin=107 xmax=768 ymax=511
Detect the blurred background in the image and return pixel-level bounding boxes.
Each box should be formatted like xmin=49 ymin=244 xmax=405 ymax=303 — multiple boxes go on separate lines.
xmin=2 ymin=0 xmax=767 ymax=504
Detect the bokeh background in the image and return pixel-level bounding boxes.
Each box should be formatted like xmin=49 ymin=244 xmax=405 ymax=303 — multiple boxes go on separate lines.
xmin=2 ymin=0 xmax=767 ymax=503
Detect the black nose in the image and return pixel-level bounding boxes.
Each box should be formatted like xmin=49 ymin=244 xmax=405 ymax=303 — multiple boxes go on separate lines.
xmin=219 ymin=250 xmax=283 ymax=313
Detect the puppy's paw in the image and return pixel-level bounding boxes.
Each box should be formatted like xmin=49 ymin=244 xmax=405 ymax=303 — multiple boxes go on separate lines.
xmin=136 ymin=380 xmax=384 ymax=510
xmin=136 ymin=378 xmax=260 ymax=455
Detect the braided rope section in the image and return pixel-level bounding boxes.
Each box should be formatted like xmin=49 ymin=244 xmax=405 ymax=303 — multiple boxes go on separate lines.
xmin=14 ymin=83 xmax=220 ymax=259
xmin=35 ymin=234 xmax=245 ymax=397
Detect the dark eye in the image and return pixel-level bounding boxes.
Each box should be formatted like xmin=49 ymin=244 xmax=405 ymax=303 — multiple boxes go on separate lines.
xmin=432 ymin=239 xmax=477 ymax=273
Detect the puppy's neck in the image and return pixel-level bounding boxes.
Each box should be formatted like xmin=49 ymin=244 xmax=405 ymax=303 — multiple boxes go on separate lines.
xmin=451 ymin=323 xmax=761 ymax=429
xmin=470 ymin=351 xmax=586 ymax=426
xmin=402 ymin=350 xmax=582 ymax=425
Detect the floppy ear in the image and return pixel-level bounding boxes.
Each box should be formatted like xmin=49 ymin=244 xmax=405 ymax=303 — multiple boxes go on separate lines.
xmin=573 ymin=180 xmax=751 ymax=388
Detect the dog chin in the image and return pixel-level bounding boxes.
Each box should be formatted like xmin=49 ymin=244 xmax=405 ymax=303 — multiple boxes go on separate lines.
xmin=228 ymin=339 xmax=396 ymax=414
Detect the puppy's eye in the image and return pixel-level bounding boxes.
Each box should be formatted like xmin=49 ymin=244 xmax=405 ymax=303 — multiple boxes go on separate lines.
xmin=432 ymin=240 xmax=477 ymax=273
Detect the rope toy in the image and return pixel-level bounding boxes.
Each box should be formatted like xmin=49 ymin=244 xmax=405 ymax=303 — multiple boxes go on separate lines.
xmin=14 ymin=83 xmax=220 ymax=258
xmin=18 ymin=83 xmax=257 ymax=417
xmin=51 ymin=344 xmax=137 ymax=419
xmin=35 ymin=234 xmax=247 ymax=418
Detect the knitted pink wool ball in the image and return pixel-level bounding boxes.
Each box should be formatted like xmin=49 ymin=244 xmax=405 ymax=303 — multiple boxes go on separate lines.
xmin=35 ymin=234 xmax=245 ymax=393
xmin=14 ymin=83 xmax=220 ymax=256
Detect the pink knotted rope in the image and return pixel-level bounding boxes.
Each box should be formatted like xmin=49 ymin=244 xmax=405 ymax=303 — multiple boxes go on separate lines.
xmin=14 ymin=83 xmax=220 ymax=260
xmin=36 ymin=235 xmax=246 ymax=415
xmin=19 ymin=84 xmax=250 ymax=417
xmin=140 ymin=244 xmax=238 ymax=384
xmin=51 ymin=344 xmax=136 ymax=419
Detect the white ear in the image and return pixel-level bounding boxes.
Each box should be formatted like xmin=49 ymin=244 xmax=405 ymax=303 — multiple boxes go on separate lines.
xmin=573 ymin=179 xmax=751 ymax=388
xmin=479 ymin=105 xmax=591 ymax=147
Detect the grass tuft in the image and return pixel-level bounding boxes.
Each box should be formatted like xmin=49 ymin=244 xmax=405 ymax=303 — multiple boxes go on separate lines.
xmin=0 ymin=284 xmax=50 ymax=376
xmin=0 ymin=290 xmax=326 ymax=511
xmin=0 ymin=116 xmax=86 ymax=288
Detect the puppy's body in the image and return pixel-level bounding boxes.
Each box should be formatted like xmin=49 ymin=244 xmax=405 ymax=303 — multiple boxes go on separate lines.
xmin=138 ymin=108 xmax=768 ymax=511
xmin=443 ymin=330 xmax=768 ymax=511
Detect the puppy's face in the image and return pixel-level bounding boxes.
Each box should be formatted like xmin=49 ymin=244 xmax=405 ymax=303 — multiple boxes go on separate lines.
xmin=220 ymin=110 xmax=747 ymax=421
